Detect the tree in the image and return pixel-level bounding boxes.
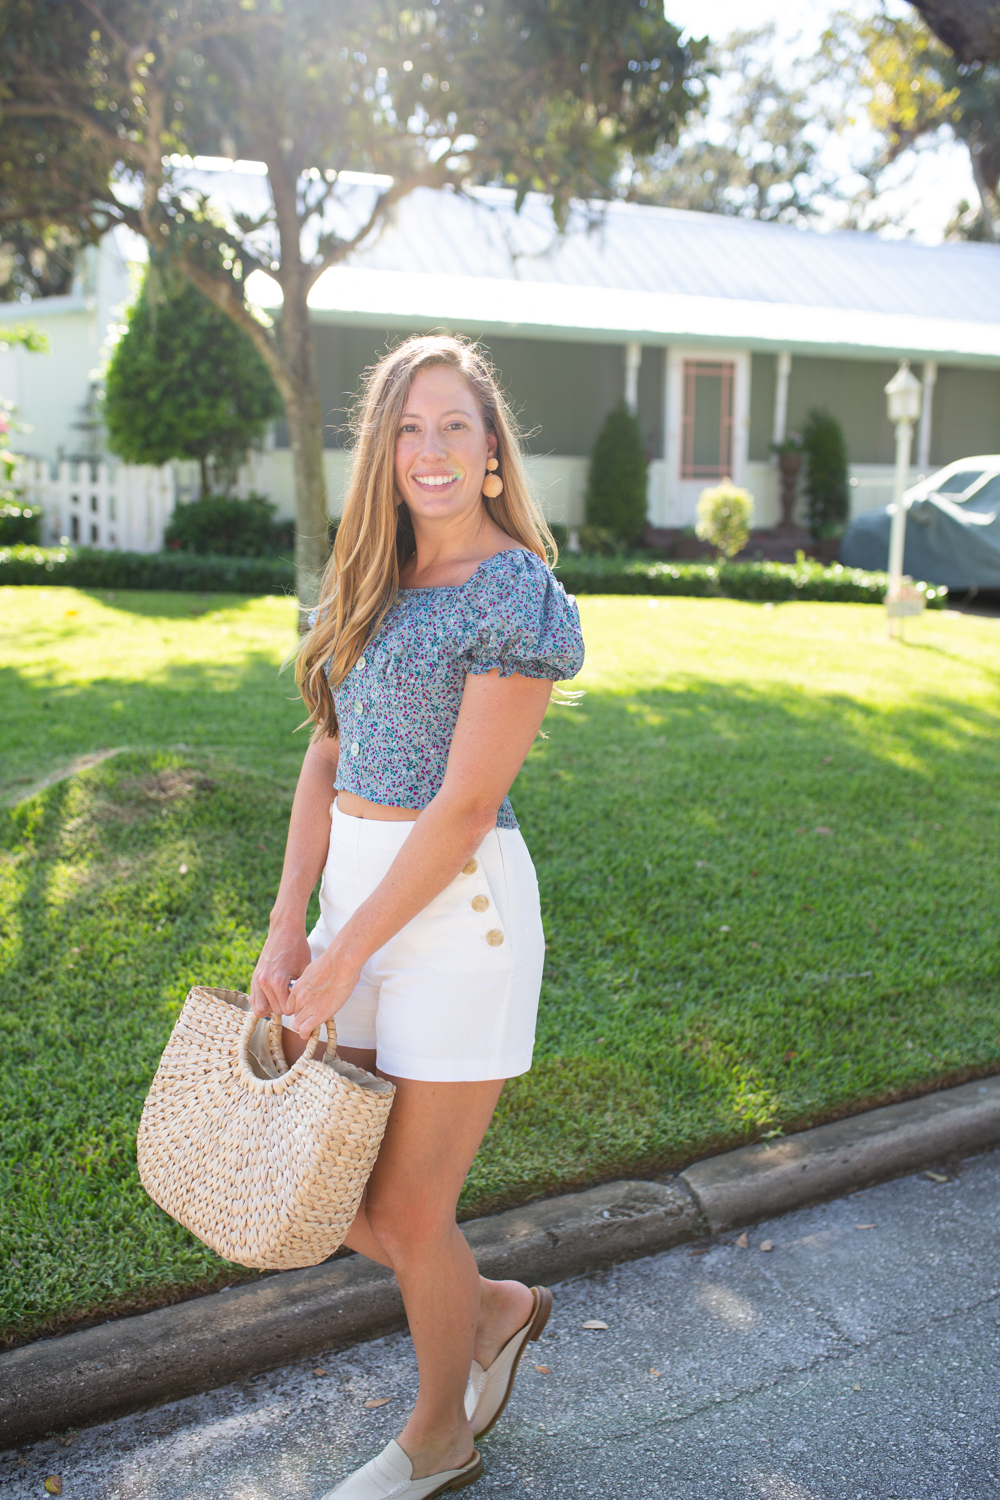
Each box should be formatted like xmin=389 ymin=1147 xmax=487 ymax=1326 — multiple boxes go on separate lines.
xmin=0 ymin=222 xmax=83 ymax=301
xmin=802 ymin=409 xmax=849 ymax=540
xmin=104 ymin=268 xmax=281 ymax=496
xmin=1 ymin=1 xmax=708 ymax=601
xmin=629 ymin=28 xmax=834 ymax=223
xmin=909 ymin=1 xmax=1000 ymax=63
xmin=585 ymin=401 xmax=648 ymax=546
xmin=822 ymin=8 xmax=1000 ymax=240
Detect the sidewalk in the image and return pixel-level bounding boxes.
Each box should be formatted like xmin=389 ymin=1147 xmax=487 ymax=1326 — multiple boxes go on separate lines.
xmin=4 ymin=1148 xmax=999 ymax=1500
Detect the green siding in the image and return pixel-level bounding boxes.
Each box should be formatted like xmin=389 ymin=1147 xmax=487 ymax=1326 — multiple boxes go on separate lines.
xmin=783 ymin=357 xmax=899 ymax=464
xmin=282 ymin=327 xmax=1000 ymax=470
xmin=277 ymin=324 xmax=663 ymax=458
xmin=749 ymin=353 xmax=776 ymax=461
xmin=931 ymin=367 xmax=1000 ymax=465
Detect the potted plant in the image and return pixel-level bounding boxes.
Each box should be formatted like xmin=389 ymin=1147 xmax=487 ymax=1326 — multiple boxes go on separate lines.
xmin=771 ymin=431 xmax=804 ymax=530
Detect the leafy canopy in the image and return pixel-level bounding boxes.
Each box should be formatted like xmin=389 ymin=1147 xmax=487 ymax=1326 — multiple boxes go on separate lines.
xmin=629 ymin=26 xmax=834 ymax=224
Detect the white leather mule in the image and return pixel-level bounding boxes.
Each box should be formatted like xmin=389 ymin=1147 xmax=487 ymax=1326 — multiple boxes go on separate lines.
xmin=465 ymin=1285 xmax=553 ymax=1439
xmin=320 ymin=1439 xmax=482 ymax=1499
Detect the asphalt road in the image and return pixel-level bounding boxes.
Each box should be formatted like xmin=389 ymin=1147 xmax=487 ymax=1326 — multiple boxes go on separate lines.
xmin=3 ymin=1149 xmax=999 ymax=1500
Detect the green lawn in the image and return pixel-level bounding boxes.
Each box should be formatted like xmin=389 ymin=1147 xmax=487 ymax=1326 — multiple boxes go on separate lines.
xmin=2 ymin=585 xmax=999 ymax=1345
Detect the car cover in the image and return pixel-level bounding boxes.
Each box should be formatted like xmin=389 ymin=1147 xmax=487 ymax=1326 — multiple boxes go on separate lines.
xmin=841 ymin=475 xmax=1000 ymax=589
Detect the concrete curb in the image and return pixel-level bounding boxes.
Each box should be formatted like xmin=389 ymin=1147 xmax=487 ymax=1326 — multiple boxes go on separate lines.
xmin=3 ymin=1073 xmax=999 ymax=1448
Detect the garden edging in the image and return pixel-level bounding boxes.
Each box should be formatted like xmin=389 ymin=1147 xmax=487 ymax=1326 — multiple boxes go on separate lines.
xmin=3 ymin=1073 xmax=999 ymax=1449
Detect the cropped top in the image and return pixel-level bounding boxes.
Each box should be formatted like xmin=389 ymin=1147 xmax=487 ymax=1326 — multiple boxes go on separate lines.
xmin=317 ymin=548 xmax=584 ymax=830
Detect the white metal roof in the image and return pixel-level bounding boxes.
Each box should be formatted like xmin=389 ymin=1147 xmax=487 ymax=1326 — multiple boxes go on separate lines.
xmin=6 ymin=167 xmax=998 ymax=367
xmin=296 ymin=188 xmax=1000 ymax=366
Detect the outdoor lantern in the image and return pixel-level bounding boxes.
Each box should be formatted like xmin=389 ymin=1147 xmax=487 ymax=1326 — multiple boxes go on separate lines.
xmin=884 ymin=359 xmax=924 ymax=637
xmin=884 ymin=359 xmax=923 ymax=426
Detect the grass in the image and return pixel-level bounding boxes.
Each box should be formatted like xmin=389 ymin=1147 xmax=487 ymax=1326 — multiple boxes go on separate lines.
xmin=2 ymin=586 xmax=999 ymax=1346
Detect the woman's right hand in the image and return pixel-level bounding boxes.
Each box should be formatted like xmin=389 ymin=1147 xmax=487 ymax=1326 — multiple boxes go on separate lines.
xmin=250 ymin=924 xmax=314 ymax=1020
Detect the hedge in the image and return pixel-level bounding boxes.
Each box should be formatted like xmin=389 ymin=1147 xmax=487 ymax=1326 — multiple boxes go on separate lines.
xmin=553 ymin=554 xmax=949 ymax=607
xmin=0 ymin=545 xmax=948 ymax=608
xmin=0 ymin=545 xmax=295 ymax=594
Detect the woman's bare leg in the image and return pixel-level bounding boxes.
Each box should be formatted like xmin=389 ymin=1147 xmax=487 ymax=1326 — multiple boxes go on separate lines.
xmin=282 ymin=1035 xmax=535 ymax=1375
xmin=353 ymin=1075 xmax=529 ymax=1480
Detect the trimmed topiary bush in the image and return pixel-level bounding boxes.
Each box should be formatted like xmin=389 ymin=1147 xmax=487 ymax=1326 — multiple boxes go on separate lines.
xmin=803 ymin=409 xmax=850 ymax=539
xmin=585 ymin=402 xmax=648 ymax=546
xmin=695 ymin=480 xmax=753 ymax=559
xmin=164 ymin=494 xmax=293 ymax=556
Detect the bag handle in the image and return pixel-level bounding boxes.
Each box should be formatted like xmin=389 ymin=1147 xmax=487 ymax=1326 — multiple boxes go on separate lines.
xmin=243 ymin=1007 xmax=339 ymax=1077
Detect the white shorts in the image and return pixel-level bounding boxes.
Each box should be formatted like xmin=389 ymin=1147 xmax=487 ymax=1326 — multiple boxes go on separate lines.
xmin=282 ymin=803 xmax=545 ymax=1081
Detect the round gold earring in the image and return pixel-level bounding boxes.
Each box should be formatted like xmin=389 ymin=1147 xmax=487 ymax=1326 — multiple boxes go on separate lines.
xmin=482 ymin=457 xmax=503 ymax=499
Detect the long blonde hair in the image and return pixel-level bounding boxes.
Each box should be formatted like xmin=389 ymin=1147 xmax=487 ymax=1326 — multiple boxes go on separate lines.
xmin=296 ymin=334 xmax=557 ymax=738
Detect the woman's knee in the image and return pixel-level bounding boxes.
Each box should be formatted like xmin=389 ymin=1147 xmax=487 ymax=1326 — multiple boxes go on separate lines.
xmin=365 ymin=1189 xmax=455 ymax=1258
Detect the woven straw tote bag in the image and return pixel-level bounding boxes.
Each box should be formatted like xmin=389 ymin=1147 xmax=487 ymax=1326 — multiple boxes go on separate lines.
xmin=137 ymin=985 xmax=395 ymax=1270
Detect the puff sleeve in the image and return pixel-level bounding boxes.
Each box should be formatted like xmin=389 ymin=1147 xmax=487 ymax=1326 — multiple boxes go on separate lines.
xmin=460 ymin=550 xmax=585 ymax=681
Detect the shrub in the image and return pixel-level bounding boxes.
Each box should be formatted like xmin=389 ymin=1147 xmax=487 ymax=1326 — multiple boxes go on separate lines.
xmin=0 ymin=545 xmax=294 ymax=594
xmin=0 ymin=405 xmax=40 ymax=543
xmin=164 ymin=493 xmax=293 ymax=556
xmin=552 ymin=553 xmax=948 ymax=606
xmin=802 ymin=409 xmax=849 ymax=538
xmin=0 ymin=503 xmax=41 ymax=545
xmin=577 ymin=524 xmax=619 ymax=555
xmin=0 ymin=547 xmax=950 ymax=609
xmin=695 ymin=480 xmax=753 ymax=558
xmin=104 ymin=268 xmax=282 ymax=497
xmin=585 ymin=401 xmax=648 ymax=546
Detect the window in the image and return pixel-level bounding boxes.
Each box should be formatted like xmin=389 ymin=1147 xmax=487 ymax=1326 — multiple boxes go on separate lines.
xmin=681 ymin=360 xmax=734 ymax=481
xmin=70 ymin=515 xmax=79 ymax=542
xmin=936 ymin=470 xmax=984 ymax=496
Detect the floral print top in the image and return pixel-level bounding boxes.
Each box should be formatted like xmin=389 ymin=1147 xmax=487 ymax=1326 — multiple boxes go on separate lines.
xmin=320 ymin=548 xmax=584 ymax=830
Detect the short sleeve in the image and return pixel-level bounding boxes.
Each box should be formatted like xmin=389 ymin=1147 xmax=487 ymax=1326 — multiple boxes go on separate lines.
xmin=461 ymin=550 xmax=585 ymax=681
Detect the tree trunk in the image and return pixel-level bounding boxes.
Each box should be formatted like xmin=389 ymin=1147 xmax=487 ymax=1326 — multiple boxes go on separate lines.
xmin=199 ymin=454 xmax=210 ymax=499
xmin=909 ymin=1 xmax=1000 ymax=63
xmin=971 ymin=146 xmax=1000 ymax=242
xmin=284 ymin=371 xmax=330 ymax=609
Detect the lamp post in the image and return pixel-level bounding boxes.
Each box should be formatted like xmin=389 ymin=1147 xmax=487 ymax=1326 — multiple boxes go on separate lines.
xmin=884 ymin=360 xmax=923 ymax=638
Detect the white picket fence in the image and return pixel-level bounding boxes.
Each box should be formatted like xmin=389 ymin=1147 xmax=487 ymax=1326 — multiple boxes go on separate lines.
xmin=16 ymin=453 xmax=271 ymax=552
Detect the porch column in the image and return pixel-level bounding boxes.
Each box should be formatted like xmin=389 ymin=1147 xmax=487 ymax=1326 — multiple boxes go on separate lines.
xmin=771 ymin=350 xmax=792 ymax=456
xmin=918 ymin=359 xmax=937 ymax=472
xmin=624 ymin=341 xmax=642 ymax=414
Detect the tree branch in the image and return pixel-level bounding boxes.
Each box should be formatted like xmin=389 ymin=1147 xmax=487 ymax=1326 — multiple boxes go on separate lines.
xmin=1 ymin=96 xmax=128 ymax=156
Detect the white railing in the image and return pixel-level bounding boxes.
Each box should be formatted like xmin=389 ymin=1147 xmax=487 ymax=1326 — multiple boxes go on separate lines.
xmin=17 ymin=459 xmax=176 ymax=552
xmin=15 ymin=450 xmax=274 ymax=552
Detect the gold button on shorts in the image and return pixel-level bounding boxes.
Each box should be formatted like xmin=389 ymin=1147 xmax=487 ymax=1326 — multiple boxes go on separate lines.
xmin=471 ymin=894 xmax=489 ymax=913
xmin=486 ymin=929 xmax=504 ymax=946
xmin=462 ymin=858 xmax=478 ymax=875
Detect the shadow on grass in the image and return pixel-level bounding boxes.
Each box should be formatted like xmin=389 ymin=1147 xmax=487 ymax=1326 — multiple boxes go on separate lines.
xmin=40 ymin=587 xmax=290 ymax=621
xmin=0 ymin=649 xmax=306 ymax=800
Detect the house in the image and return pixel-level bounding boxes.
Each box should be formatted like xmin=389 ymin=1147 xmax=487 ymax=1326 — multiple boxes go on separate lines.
xmin=3 ymin=174 xmax=999 ymax=548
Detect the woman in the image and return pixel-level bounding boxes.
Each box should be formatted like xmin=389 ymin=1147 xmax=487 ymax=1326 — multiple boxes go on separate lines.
xmin=250 ymin=335 xmax=585 ymax=1499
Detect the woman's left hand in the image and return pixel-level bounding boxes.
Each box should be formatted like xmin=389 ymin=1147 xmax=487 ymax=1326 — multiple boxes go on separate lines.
xmin=289 ymin=942 xmax=362 ymax=1038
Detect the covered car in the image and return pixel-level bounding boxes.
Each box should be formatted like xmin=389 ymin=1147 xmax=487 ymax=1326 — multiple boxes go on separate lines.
xmin=841 ymin=457 xmax=1000 ymax=589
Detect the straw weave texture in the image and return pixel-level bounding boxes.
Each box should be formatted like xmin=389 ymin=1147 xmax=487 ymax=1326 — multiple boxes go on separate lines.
xmin=137 ymin=985 xmax=395 ymax=1270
